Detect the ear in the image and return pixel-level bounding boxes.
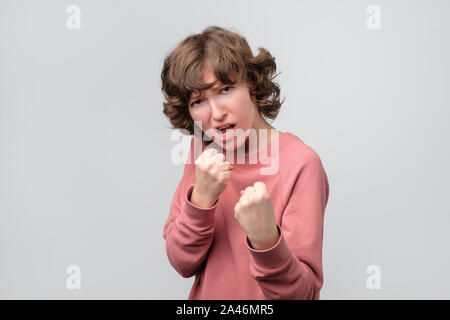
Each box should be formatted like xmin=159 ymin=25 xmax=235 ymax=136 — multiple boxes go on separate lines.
xmin=249 ymin=88 xmax=257 ymax=104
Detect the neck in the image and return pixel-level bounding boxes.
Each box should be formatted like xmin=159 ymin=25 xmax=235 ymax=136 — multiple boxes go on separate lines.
xmin=244 ymin=123 xmax=278 ymax=155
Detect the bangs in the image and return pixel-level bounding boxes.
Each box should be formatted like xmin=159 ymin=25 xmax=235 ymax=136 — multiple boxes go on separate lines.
xmin=183 ymin=58 xmax=245 ymax=101
xmin=161 ymin=26 xmax=283 ymax=136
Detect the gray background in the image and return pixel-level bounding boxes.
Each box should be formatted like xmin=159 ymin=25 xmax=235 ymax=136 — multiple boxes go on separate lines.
xmin=1 ymin=0 xmax=449 ymax=299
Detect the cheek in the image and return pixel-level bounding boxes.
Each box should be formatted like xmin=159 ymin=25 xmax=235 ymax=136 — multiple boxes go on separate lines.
xmin=235 ymin=97 xmax=256 ymax=123
xmin=189 ymin=108 xmax=208 ymax=122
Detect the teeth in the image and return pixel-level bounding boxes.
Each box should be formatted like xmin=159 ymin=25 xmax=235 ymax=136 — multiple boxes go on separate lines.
xmin=218 ymin=125 xmax=233 ymax=130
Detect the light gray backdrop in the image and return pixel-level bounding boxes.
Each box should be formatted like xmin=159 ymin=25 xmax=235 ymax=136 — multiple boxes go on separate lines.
xmin=1 ymin=0 xmax=449 ymax=299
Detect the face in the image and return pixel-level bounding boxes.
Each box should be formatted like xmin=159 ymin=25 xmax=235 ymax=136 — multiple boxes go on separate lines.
xmin=188 ymin=63 xmax=272 ymax=152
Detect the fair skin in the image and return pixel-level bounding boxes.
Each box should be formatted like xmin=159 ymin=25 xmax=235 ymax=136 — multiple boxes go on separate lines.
xmin=187 ymin=63 xmax=280 ymax=154
xmin=187 ymin=63 xmax=280 ymax=250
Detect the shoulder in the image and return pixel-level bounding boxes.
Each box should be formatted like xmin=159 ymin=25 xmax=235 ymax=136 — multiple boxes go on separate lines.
xmin=279 ymin=133 xmax=329 ymax=203
xmin=279 ymin=132 xmax=324 ymax=169
xmin=275 ymin=132 xmax=329 ymax=203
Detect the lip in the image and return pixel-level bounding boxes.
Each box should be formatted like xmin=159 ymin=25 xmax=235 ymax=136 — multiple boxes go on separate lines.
xmin=214 ymin=123 xmax=235 ymax=130
xmin=220 ymin=127 xmax=235 ymax=142
xmin=212 ymin=124 xmax=236 ymax=142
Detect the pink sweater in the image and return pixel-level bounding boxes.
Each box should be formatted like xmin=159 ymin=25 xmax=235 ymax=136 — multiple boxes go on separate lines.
xmin=163 ymin=132 xmax=330 ymax=299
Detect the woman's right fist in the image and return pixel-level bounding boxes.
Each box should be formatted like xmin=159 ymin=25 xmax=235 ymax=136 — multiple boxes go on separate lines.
xmin=190 ymin=147 xmax=233 ymax=208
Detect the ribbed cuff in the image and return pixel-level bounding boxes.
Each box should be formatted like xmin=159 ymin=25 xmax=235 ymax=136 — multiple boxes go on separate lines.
xmin=183 ymin=184 xmax=218 ymax=227
xmin=246 ymin=225 xmax=292 ymax=268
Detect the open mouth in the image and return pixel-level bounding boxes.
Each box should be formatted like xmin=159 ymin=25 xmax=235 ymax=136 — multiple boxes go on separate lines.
xmin=216 ymin=124 xmax=235 ymax=135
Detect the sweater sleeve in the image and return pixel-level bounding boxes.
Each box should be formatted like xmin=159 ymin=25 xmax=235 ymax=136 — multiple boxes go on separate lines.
xmin=162 ymin=139 xmax=218 ymax=278
xmin=246 ymin=151 xmax=330 ymax=299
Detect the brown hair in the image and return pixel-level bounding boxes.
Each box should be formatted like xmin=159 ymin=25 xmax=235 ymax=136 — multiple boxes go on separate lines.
xmin=160 ymin=26 xmax=284 ymax=135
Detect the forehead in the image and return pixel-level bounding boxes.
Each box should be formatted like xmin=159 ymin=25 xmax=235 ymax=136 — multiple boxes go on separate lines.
xmin=199 ymin=67 xmax=223 ymax=90
xmin=189 ymin=70 xmax=226 ymax=98
xmin=188 ymin=61 xmax=244 ymax=100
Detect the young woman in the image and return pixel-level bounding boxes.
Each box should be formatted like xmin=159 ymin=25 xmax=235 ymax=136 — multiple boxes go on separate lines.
xmin=161 ymin=26 xmax=330 ymax=300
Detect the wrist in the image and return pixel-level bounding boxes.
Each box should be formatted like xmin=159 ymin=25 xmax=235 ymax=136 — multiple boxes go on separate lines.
xmin=249 ymin=228 xmax=280 ymax=250
xmin=190 ymin=186 xmax=217 ymax=209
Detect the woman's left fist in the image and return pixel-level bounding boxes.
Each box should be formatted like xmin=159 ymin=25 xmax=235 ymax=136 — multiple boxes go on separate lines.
xmin=234 ymin=181 xmax=279 ymax=250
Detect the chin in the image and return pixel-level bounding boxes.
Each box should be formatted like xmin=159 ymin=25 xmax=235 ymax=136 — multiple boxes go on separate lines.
xmin=208 ymin=126 xmax=251 ymax=151
xmin=225 ymin=136 xmax=249 ymax=153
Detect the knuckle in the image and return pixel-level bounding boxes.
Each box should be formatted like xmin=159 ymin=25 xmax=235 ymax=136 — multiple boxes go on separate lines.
xmin=254 ymin=181 xmax=265 ymax=191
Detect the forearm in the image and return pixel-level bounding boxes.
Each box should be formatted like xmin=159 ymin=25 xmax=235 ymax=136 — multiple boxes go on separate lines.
xmin=164 ymin=184 xmax=217 ymax=278
xmin=247 ymin=226 xmax=322 ymax=300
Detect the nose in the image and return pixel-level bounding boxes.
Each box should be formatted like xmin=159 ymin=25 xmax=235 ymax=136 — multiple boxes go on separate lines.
xmin=209 ymin=98 xmax=227 ymax=120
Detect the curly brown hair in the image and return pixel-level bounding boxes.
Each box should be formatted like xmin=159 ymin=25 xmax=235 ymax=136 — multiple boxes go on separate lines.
xmin=160 ymin=26 xmax=284 ymax=135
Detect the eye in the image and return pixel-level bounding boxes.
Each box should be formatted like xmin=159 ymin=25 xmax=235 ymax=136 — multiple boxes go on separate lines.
xmin=190 ymin=99 xmax=203 ymax=107
xmin=221 ymin=86 xmax=233 ymax=93
xmin=189 ymin=86 xmax=233 ymax=107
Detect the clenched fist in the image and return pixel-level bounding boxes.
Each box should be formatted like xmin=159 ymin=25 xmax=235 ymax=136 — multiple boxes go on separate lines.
xmin=234 ymin=182 xmax=279 ymax=250
xmin=191 ymin=147 xmax=233 ymax=208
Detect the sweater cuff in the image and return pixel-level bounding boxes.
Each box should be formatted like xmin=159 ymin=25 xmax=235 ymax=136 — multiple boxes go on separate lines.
xmin=183 ymin=183 xmax=218 ymax=227
xmin=246 ymin=225 xmax=292 ymax=268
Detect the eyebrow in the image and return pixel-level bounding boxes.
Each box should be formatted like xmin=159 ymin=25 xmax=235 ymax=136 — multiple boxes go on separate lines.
xmin=189 ymin=82 xmax=224 ymax=102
